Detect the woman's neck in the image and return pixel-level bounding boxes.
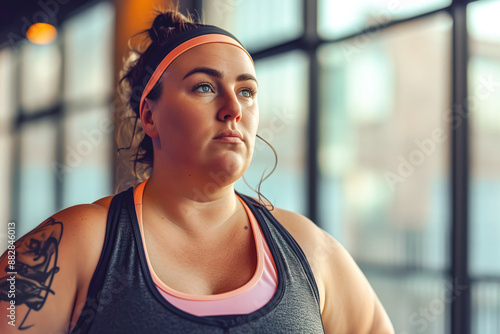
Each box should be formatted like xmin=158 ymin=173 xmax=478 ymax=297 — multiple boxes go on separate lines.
xmin=143 ymin=170 xmax=241 ymax=237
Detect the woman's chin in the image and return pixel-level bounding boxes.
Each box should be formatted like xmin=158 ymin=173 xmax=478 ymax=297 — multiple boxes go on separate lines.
xmin=208 ymin=155 xmax=247 ymax=183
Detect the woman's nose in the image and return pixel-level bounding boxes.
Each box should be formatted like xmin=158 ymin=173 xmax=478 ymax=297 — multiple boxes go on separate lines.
xmin=217 ymin=91 xmax=242 ymax=122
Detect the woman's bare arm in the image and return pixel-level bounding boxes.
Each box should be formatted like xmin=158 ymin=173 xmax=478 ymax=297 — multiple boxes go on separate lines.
xmin=317 ymin=231 xmax=394 ymax=333
xmin=272 ymin=208 xmax=394 ymax=334
xmin=0 ymin=203 xmax=107 ymax=333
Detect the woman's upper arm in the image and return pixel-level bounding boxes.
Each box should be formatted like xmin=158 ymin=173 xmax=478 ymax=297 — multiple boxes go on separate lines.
xmin=318 ymin=232 xmax=394 ymax=333
xmin=272 ymin=208 xmax=394 ymax=334
xmin=0 ymin=203 xmax=107 ymax=333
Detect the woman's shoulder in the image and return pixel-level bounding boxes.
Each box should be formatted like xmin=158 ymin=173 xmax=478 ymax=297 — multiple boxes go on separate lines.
xmin=249 ymin=199 xmax=336 ymax=262
xmin=54 ymin=194 xmax=113 ymax=217
xmin=51 ymin=194 xmax=114 ymax=233
xmin=258 ymin=203 xmax=370 ymax=275
xmin=53 ymin=194 xmax=113 ymax=253
xmin=268 ymin=205 xmax=394 ymax=333
xmin=45 ymin=194 xmax=114 ymax=281
xmin=246 ymin=200 xmax=329 ymax=310
xmin=268 ymin=206 xmax=331 ymax=249
xmin=0 ymin=194 xmax=116 ymax=333
xmin=55 ymin=195 xmax=115 ymax=318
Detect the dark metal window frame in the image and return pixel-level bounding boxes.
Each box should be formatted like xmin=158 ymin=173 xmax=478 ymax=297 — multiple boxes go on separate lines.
xmin=9 ymin=0 xmax=113 ymax=230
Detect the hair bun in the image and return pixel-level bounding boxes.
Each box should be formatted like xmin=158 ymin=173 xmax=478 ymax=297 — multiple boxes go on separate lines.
xmin=148 ymin=11 xmax=190 ymax=43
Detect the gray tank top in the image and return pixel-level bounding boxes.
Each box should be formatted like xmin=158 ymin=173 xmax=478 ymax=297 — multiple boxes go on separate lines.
xmin=71 ymin=187 xmax=325 ymax=333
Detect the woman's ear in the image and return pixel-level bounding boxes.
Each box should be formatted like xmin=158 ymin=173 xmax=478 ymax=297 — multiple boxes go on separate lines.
xmin=140 ymin=98 xmax=160 ymax=138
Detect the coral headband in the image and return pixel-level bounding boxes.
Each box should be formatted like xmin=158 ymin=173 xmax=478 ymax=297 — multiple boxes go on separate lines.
xmin=139 ymin=29 xmax=253 ymax=117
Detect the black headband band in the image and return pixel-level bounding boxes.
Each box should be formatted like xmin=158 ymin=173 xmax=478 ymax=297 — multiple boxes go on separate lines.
xmin=145 ymin=25 xmax=243 ymax=80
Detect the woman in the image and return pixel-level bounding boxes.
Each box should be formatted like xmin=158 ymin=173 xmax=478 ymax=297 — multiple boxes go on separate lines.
xmin=0 ymin=11 xmax=394 ymax=333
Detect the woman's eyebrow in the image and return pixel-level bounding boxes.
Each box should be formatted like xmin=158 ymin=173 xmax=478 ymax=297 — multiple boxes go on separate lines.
xmin=183 ymin=66 xmax=258 ymax=85
xmin=236 ymin=73 xmax=258 ymax=86
xmin=183 ymin=67 xmax=222 ymax=80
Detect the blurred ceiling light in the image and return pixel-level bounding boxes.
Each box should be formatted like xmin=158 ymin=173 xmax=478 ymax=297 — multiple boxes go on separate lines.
xmin=26 ymin=23 xmax=57 ymax=45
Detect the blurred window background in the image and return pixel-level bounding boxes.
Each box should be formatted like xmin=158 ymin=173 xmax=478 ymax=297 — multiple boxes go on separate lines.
xmin=468 ymin=0 xmax=500 ymax=332
xmin=318 ymin=13 xmax=452 ymax=333
xmin=0 ymin=0 xmax=499 ymax=333
xmin=0 ymin=1 xmax=114 ymax=239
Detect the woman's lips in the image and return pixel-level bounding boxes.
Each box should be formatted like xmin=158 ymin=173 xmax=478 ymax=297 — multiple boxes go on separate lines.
xmin=213 ymin=130 xmax=243 ymax=142
xmin=214 ymin=136 xmax=243 ymax=143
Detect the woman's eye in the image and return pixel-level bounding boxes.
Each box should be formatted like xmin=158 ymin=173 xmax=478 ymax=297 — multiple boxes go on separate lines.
xmin=238 ymin=89 xmax=255 ymax=98
xmin=194 ymin=84 xmax=213 ymax=93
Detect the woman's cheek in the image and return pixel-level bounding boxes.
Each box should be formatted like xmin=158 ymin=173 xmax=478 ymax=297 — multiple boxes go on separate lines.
xmin=248 ymin=110 xmax=260 ymax=135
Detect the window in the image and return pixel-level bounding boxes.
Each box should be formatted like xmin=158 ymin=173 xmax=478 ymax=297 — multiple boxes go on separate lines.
xmin=202 ymin=0 xmax=303 ymax=51
xmin=318 ymin=0 xmax=452 ymax=38
xmin=18 ymin=120 xmax=58 ymax=237
xmin=20 ymin=42 xmax=61 ymax=112
xmin=319 ymin=13 xmax=452 ymax=332
xmin=0 ymin=1 xmax=115 ymax=239
xmin=468 ymin=1 xmax=500 ymax=333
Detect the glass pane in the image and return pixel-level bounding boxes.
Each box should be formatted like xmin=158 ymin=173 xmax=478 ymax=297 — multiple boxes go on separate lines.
xmin=0 ymin=48 xmax=16 ymax=128
xmin=318 ymin=13 xmax=451 ymax=270
xmin=63 ymin=1 xmax=114 ymax=102
xmin=235 ymin=51 xmax=308 ymax=214
xmin=366 ymin=272 xmax=450 ymax=334
xmin=468 ymin=0 xmax=500 ymax=277
xmin=20 ymin=41 xmax=61 ymax=113
xmin=319 ymin=0 xmax=451 ymax=39
xmin=61 ymin=107 xmax=112 ymax=208
xmin=472 ymin=282 xmax=500 ymax=334
xmin=468 ymin=0 xmax=500 ymax=43
xmin=18 ymin=120 xmax=57 ymax=238
xmin=202 ymin=0 xmax=303 ymax=51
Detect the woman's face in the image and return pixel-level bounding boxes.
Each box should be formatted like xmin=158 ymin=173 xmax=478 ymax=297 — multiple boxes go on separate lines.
xmin=147 ymin=43 xmax=259 ymax=185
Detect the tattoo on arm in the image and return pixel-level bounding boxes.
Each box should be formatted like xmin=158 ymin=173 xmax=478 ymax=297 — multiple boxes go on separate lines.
xmin=0 ymin=217 xmax=63 ymax=330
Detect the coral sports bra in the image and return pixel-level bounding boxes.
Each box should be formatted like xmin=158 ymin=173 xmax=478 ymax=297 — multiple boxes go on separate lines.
xmin=133 ymin=179 xmax=278 ymax=316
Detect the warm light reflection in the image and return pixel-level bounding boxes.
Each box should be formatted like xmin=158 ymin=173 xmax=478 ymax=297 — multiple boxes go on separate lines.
xmin=26 ymin=23 xmax=57 ymax=45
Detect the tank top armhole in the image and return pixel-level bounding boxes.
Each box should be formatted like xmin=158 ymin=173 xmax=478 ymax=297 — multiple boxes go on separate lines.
xmin=263 ymin=209 xmax=321 ymax=305
xmin=235 ymin=193 xmax=321 ymax=306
